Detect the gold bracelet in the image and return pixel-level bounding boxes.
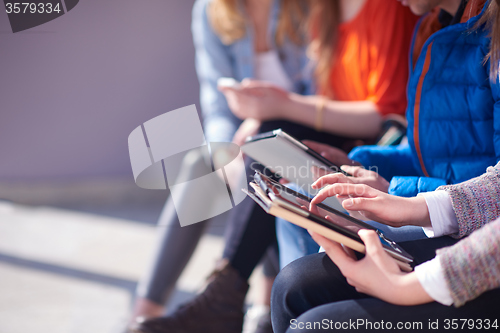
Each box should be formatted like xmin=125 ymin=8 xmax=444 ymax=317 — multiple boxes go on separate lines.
xmin=315 ymin=97 xmax=326 ymax=132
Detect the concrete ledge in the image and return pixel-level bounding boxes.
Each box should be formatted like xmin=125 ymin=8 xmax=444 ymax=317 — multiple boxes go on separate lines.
xmin=0 ymin=178 xmax=167 ymax=207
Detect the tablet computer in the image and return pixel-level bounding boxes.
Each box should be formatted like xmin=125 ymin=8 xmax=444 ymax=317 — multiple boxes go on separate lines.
xmin=241 ymin=129 xmax=348 ymax=211
xmin=245 ymin=171 xmax=414 ymax=271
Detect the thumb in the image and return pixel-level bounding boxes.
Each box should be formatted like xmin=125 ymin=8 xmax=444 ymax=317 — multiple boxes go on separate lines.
xmin=340 ymin=165 xmax=366 ymax=177
xmin=358 ymin=229 xmax=402 ymax=272
xmin=241 ymin=78 xmax=256 ymax=87
xmin=218 ymin=86 xmax=232 ymax=92
xmin=358 ymin=230 xmax=383 ymax=256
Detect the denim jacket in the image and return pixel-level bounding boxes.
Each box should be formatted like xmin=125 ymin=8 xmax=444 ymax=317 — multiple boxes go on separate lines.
xmin=191 ymin=0 xmax=311 ymax=143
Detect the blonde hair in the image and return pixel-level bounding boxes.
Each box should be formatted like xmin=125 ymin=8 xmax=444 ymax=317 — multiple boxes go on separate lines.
xmin=208 ymin=0 xmax=307 ymax=46
xmin=478 ymin=0 xmax=500 ymax=80
xmin=307 ymin=0 xmax=341 ymax=97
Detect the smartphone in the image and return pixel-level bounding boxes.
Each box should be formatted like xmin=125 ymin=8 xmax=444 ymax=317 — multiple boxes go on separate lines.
xmin=217 ymin=77 xmax=240 ymax=88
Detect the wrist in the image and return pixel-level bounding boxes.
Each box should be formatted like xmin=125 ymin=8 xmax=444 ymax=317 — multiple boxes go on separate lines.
xmin=380 ymin=177 xmax=390 ymax=193
xmin=314 ymin=97 xmax=327 ymax=132
xmin=406 ymin=196 xmax=431 ymax=227
xmin=284 ymin=93 xmax=312 ymax=121
xmin=395 ymin=273 xmax=433 ymax=306
xmin=273 ymin=92 xmax=295 ymax=119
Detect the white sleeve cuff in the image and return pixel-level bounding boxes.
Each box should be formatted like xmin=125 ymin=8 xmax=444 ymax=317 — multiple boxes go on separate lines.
xmin=414 ymin=258 xmax=454 ymax=306
xmin=418 ymin=190 xmax=459 ymax=238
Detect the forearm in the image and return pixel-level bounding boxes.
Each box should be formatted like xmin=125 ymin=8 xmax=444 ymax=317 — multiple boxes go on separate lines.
xmin=283 ymin=93 xmax=383 ymax=138
xmin=401 ymin=196 xmax=432 ymax=228
xmin=361 ymin=267 xmax=434 ymax=306
xmin=377 ymin=195 xmax=431 ymax=228
xmin=387 ymin=272 xmax=434 ymax=306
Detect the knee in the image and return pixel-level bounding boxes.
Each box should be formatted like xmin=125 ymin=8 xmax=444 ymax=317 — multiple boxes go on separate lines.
xmin=272 ymin=258 xmax=304 ymax=308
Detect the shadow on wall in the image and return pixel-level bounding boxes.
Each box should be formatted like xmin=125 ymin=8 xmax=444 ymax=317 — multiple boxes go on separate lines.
xmin=0 ymin=0 xmax=199 ymax=181
xmin=0 ymin=0 xmax=198 ymax=213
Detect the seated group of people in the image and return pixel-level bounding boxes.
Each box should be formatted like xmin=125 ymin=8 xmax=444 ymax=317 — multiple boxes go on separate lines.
xmin=127 ymin=0 xmax=500 ymax=332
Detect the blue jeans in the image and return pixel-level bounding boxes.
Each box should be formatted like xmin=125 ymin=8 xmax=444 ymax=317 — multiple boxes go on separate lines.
xmin=276 ymin=183 xmax=319 ymax=269
xmin=276 ymin=184 xmax=427 ymax=269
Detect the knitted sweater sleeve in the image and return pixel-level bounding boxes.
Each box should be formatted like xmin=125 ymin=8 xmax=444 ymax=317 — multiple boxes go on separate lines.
xmin=437 ymin=162 xmax=500 ymax=238
xmin=437 ymin=218 xmax=500 ymax=307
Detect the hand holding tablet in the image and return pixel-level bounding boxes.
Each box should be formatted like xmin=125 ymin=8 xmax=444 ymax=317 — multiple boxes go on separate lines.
xmin=244 ymin=171 xmax=414 ymax=272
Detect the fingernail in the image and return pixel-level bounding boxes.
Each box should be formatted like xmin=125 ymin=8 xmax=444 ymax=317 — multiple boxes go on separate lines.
xmin=343 ymin=199 xmax=353 ymax=208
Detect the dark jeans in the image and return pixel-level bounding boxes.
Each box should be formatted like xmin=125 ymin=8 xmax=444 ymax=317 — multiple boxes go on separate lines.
xmin=222 ymin=120 xmax=358 ymax=280
xmin=271 ymin=237 xmax=500 ymax=333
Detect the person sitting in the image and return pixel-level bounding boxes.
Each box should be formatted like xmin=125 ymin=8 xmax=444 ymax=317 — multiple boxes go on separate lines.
xmin=134 ymin=0 xmax=418 ymax=332
xmin=272 ymin=2 xmax=500 ymax=330
xmin=276 ymin=0 xmax=500 ymax=269
xmin=127 ymin=0 xmax=310 ymax=331
xmin=272 ymin=159 xmax=500 ymax=332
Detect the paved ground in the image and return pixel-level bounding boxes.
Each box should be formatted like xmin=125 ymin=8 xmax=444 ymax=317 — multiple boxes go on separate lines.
xmin=0 ymin=201 xmax=265 ymax=333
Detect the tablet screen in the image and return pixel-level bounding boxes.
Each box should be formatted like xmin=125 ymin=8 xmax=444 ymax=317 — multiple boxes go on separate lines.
xmin=263 ymin=177 xmax=373 ymax=236
xmin=254 ymin=171 xmax=413 ymax=262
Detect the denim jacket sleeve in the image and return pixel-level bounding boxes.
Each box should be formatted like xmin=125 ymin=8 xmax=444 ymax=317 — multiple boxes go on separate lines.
xmin=192 ymin=0 xmax=242 ymax=143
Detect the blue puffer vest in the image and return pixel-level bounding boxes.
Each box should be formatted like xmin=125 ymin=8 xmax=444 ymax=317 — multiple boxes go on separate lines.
xmin=350 ymin=1 xmax=500 ymax=197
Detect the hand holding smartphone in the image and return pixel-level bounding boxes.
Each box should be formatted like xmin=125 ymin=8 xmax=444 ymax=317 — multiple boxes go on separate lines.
xmin=217 ymin=77 xmax=241 ymax=89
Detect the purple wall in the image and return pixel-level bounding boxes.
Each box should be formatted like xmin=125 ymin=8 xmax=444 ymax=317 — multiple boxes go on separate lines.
xmin=0 ymin=0 xmax=199 ymax=180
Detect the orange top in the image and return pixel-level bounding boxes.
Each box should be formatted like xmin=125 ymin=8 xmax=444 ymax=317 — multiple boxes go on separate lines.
xmin=327 ymin=0 xmax=419 ymax=116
